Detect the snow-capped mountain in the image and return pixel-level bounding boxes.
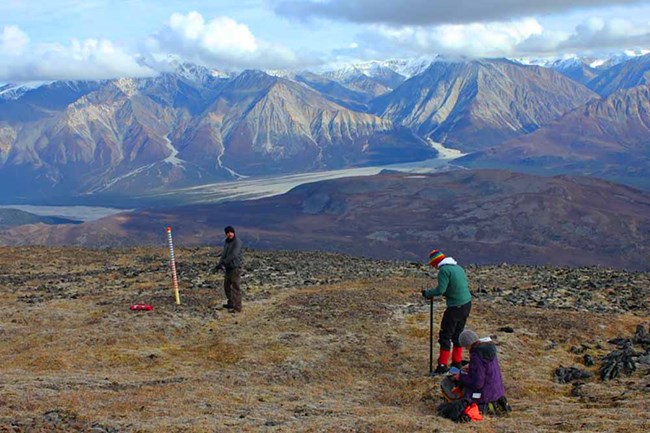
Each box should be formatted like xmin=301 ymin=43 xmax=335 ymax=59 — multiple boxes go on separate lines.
xmin=513 ymin=50 xmax=649 ymax=70
xmin=511 ymin=52 xmax=649 ymax=84
xmin=323 ymin=57 xmax=433 ymax=80
xmin=319 ymin=58 xmax=437 ymax=97
xmin=588 ymin=49 xmax=650 ymax=68
xmin=0 ymin=82 xmax=53 ymax=100
xmin=2 ymin=50 xmax=650 ymax=204
xmin=169 ymin=61 xmax=233 ymax=85
xmin=587 ymin=52 xmax=650 ymax=96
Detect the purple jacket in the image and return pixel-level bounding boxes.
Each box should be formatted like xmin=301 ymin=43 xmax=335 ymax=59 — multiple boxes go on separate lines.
xmin=459 ymin=342 xmax=506 ymax=404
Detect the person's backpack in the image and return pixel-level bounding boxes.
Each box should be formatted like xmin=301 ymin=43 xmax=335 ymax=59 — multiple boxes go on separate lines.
xmin=440 ymin=375 xmax=464 ymax=401
xmin=438 ymin=398 xmax=469 ymax=422
xmin=437 ymin=398 xmax=483 ymax=422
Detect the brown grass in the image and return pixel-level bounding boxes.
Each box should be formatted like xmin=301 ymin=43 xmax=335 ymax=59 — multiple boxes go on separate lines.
xmin=0 ymin=247 xmax=648 ymax=432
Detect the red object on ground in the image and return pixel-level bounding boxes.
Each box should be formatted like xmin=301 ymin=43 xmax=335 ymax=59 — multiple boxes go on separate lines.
xmin=130 ymin=304 xmax=154 ymax=311
xmin=464 ymin=403 xmax=483 ymax=421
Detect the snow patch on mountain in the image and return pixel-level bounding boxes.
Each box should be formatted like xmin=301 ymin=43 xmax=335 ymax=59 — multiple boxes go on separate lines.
xmin=0 ymin=82 xmax=52 ymax=100
xmin=513 ymin=50 xmax=650 ymax=70
xmin=172 ymin=61 xmax=232 ymax=83
xmin=321 ymin=56 xmax=434 ymax=80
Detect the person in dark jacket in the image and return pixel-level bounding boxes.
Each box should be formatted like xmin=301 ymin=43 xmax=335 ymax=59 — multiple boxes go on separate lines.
xmin=216 ymin=226 xmax=243 ymax=313
xmin=453 ymin=329 xmax=510 ymax=415
xmin=422 ymin=249 xmax=472 ymax=374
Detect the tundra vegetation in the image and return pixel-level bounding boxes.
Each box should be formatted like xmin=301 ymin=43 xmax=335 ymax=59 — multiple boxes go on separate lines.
xmin=1 ymin=247 xmax=648 ymax=432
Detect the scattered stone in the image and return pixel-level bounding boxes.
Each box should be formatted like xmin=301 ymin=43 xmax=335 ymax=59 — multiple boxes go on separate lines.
xmin=570 ymin=346 xmax=586 ymax=354
xmin=545 ymin=341 xmax=559 ymax=350
xmin=555 ymin=366 xmax=593 ymax=383
xmin=469 ymin=264 xmax=649 ymax=315
xmin=598 ymin=325 xmax=650 ymax=380
xmin=633 ymin=324 xmax=650 ymax=348
xmin=570 ymin=382 xmax=587 ymax=397
xmin=607 ymin=337 xmax=630 ymax=348
xmin=600 ymin=345 xmax=642 ymax=380
xmin=7 ymin=409 xmax=120 ymax=432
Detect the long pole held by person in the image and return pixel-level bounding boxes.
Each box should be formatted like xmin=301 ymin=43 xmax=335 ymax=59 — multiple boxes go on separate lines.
xmin=429 ymin=297 xmax=434 ymax=375
xmin=166 ymin=226 xmax=181 ymax=305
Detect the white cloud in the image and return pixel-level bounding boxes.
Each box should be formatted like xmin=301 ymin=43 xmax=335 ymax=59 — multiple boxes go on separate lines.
xmin=370 ymin=19 xmax=545 ymax=58
xmin=0 ymin=26 xmax=30 ymax=56
xmin=0 ymin=25 xmax=155 ymax=82
xmin=558 ymin=17 xmax=650 ymax=50
xmin=359 ymin=16 xmax=650 ymax=58
xmin=146 ymin=11 xmax=301 ymax=70
xmin=0 ymin=11 xmax=312 ymax=81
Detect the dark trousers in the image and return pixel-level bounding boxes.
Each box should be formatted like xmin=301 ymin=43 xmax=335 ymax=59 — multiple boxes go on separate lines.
xmin=438 ymin=301 xmax=472 ymax=350
xmin=224 ymin=268 xmax=242 ymax=311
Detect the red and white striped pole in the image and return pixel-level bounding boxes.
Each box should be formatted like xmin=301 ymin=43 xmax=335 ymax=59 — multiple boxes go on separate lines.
xmin=166 ymin=226 xmax=181 ymax=305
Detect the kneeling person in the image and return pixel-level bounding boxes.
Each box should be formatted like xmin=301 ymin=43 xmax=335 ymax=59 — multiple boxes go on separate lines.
xmin=453 ymin=329 xmax=511 ymax=415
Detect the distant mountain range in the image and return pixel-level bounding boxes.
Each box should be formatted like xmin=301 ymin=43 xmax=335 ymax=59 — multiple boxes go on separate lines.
xmin=587 ymin=54 xmax=650 ymax=96
xmin=370 ymin=58 xmax=597 ymax=151
xmin=460 ymin=84 xmax=650 ymax=190
xmin=1 ymin=53 xmax=650 ymax=203
xmin=3 ymin=169 xmax=648 ymax=270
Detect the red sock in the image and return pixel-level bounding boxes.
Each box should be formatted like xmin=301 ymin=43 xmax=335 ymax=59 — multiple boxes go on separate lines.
xmin=452 ymin=346 xmax=463 ymax=364
xmin=437 ymin=349 xmax=451 ymax=366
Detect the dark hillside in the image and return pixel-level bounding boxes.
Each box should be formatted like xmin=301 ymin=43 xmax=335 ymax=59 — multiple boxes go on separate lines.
xmin=3 ymin=169 xmax=649 ymax=271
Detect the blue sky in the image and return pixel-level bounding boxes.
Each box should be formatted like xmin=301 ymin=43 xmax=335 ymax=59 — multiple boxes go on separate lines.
xmin=1 ymin=0 xmax=650 ymax=81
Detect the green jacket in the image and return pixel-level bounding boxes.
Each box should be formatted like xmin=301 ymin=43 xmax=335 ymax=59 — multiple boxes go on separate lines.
xmin=423 ymin=263 xmax=471 ymax=307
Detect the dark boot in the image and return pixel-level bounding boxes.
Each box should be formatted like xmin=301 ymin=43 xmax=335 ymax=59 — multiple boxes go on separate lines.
xmin=434 ymin=364 xmax=449 ymax=375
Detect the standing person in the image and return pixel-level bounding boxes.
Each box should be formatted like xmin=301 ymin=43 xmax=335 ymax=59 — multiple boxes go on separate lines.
xmin=421 ymin=249 xmax=472 ymax=374
xmin=216 ymin=226 xmax=243 ymax=313
xmin=452 ymin=329 xmax=510 ymax=415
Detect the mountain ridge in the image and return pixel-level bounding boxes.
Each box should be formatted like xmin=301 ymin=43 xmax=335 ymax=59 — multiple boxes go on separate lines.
xmin=371 ymin=58 xmax=598 ymax=151
xmin=2 ymin=54 xmax=650 ymax=202
xmin=3 ymin=169 xmax=648 ymax=271
xmin=460 ymin=83 xmax=650 ymax=190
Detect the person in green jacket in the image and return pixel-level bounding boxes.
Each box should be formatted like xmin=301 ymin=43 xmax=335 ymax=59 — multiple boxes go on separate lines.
xmin=422 ymin=249 xmax=472 ymax=375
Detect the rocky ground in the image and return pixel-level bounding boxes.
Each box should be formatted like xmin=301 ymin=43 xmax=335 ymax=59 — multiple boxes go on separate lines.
xmin=0 ymin=246 xmax=648 ymax=432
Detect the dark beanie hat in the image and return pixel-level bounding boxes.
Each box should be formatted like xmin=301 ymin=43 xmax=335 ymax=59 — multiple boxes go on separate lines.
xmin=224 ymin=226 xmax=235 ymax=234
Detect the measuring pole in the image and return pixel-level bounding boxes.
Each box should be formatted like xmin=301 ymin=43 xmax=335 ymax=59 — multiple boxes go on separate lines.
xmin=429 ymin=297 xmax=434 ymax=375
xmin=166 ymin=227 xmax=181 ymax=305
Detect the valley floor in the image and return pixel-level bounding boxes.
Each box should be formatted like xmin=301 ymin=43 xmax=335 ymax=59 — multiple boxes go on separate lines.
xmin=0 ymin=247 xmax=648 ymax=432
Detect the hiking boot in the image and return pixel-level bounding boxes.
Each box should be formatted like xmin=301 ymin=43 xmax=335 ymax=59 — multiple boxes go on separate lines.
xmin=451 ymin=362 xmax=463 ymax=370
xmin=434 ymin=364 xmax=449 ymax=375
xmin=222 ymin=303 xmax=234 ymax=309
